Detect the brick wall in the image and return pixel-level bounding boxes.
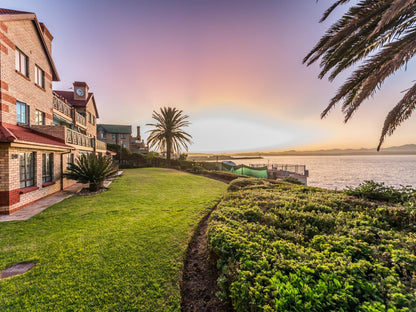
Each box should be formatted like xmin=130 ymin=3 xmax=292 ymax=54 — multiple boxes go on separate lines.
xmin=0 ymin=146 xmax=68 ymax=214
xmin=0 ymin=19 xmax=54 ymax=125
xmin=85 ymin=99 xmax=97 ymax=137
xmin=0 ymin=145 xmax=10 ymax=192
xmin=97 ymin=131 xmax=132 ymax=150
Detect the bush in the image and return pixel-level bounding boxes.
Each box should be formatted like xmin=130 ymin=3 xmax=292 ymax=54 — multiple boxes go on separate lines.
xmin=208 ymin=182 xmax=416 ymax=311
xmin=64 ymin=154 xmax=118 ymax=191
xmin=201 ymin=170 xmax=240 ymax=182
xmin=345 ymin=180 xmax=415 ymax=203
xmin=227 ymin=177 xmax=271 ymax=191
xmin=282 ymin=176 xmax=304 ymax=185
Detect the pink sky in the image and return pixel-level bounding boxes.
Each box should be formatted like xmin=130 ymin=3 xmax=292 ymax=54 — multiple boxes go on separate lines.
xmin=4 ymin=0 xmax=416 ymax=152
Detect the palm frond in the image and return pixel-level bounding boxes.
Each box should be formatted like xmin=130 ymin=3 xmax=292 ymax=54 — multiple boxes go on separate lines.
xmin=378 ymin=82 xmax=416 ymax=150
xmin=307 ymin=0 xmax=416 ymax=148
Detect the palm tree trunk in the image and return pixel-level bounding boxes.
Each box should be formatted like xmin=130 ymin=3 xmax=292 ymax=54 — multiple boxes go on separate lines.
xmin=166 ymin=137 xmax=172 ymax=167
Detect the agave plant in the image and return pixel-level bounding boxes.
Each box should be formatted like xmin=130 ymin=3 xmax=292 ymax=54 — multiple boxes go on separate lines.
xmin=64 ymin=153 xmax=118 ymax=192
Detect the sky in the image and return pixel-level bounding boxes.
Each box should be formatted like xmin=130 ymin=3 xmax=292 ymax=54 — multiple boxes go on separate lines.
xmin=3 ymin=0 xmax=416 ymax=152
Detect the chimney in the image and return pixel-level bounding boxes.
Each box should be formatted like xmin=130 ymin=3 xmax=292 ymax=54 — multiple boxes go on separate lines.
xmin=40 ymin=22 xmax=53 ymax=54
xmin=136 ymin=126 xmax=141 ymax=141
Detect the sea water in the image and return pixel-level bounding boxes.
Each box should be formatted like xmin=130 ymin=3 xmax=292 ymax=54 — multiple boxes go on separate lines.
xmin=232 ymin=155 xmax=416 ymax=190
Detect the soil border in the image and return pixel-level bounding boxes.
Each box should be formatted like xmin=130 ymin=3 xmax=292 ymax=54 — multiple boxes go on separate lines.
xmin=180 ymin=204 xmax=233 ymax=312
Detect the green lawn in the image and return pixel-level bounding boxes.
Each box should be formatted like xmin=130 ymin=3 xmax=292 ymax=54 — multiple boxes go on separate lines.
xmin=0 ymin=168 xmax=226 ymax=311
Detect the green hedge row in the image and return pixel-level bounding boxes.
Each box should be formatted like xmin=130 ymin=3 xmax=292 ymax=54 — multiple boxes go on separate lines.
xmin=208 ymin=178 xmax=416 ymax=311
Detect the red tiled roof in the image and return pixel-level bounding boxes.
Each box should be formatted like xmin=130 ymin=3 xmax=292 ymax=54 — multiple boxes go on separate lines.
xmin=54 ymin=90 xmax=93 ymax=107
xmin=0 ymin=8 xmax=33 ymax=15
xmin=0 ymin=123 xmax=70 ymax=148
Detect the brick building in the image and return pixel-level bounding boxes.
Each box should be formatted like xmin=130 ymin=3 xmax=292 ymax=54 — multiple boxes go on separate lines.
xmin=97 ymin=124 xmax=132 ymax=150
xmin=0 ymin=9 xmax=106 ymax=214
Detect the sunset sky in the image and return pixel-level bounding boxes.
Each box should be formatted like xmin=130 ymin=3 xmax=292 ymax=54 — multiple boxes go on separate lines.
xmin=4 ymin=0 xmax=416 ymax=152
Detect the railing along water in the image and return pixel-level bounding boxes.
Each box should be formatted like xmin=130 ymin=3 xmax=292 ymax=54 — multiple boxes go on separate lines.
xmin=250 ymin=163 xmax=308 ymax=177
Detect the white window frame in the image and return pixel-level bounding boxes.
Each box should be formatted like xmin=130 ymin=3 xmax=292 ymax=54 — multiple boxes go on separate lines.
xmin=15 ymin=49 xmax=28 ymax=77
xmin=16 ymin=101 xmax=29 ymax=125
xmin=35 ymin=110 xmax=45 ymax=125
xmin=35 ymin=65 xmax=45 ymax=88
xmin=20 ymin=152 xmax=35 ymax=188
xmin=42 ymin=153 xmax=53 ymax=183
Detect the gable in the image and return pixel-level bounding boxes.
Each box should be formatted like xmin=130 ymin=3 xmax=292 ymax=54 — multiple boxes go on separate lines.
xmin=0 ymin=10 xmax=59 ymax=81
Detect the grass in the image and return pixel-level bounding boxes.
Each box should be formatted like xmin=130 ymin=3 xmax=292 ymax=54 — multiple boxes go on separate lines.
xmin=0 ymin=168 xmax=227 ymax=311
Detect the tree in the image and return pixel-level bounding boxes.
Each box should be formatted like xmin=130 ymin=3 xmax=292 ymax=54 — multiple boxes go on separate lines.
xmin=64 ymin=153 xmax=118 ymax=192
xmin=304 ymin=0 xmax=416 ymax=150
xmin=146 ymin=107 xmax=192 ymax=166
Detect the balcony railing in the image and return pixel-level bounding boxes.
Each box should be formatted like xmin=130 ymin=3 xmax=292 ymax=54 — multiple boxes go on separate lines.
xmin=96 ymin=140 xmax=107 ymax=151
xmin=66 ymin=127 xmax=92 ymax=148
xmin=53 ymin=93 xmax=72 ymax=119
xmin=75 ymin=111 xmax=86 ymax=127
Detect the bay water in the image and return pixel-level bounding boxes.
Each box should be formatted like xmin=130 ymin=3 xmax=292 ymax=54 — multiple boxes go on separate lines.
xmin=231 ymin=155 xmax=416 ymax=190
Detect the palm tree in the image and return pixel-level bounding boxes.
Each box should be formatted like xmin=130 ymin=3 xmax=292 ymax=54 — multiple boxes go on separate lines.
xmin=146 ymin=107 xmax=192 ymax=166
xmin=304 ymin=0 xmax=416 ymax=150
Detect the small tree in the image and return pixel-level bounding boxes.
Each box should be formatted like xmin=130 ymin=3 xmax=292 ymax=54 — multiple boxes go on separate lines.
xmin=146 ymin=107 xmax=192 ymax=166
xmin=64 ymin=153 xmax=118 ymax=192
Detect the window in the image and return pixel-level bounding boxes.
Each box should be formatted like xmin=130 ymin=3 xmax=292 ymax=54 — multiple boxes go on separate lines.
xmin=42 ymin=153 xmax=53 ymax=183
xmin=67 ymin=153 xmax=74 ymax=168
xmin=15 ymin=49 xmax=28 ymax=76
xmin=100 ymin=132 xmax=106 ymax=139
xmin=112 ymin=134 xmax=115 ymax=140
xmin=20 ymin=152 xmax=35 ymax=188
xmin=35 ymin=110 xmax=45 ymax=125
xmin=88 ymin=112 xmax=92 ymax=123
xmin=35 ymin=65 xmax=45 ymax=88
xmin=16 ymin=101 xmax=29 ymax=125
xmin=121 ymin=134 xmax=127 ymax=139
xmin=92 ymin=115 xmax=95 ymax=125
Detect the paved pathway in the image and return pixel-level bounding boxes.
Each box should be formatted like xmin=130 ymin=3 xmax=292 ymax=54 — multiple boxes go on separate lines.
xmin=0 ymin=172 xmax=122 ymax=222
xmin=0 ymin=183 xmax=87 ymax=222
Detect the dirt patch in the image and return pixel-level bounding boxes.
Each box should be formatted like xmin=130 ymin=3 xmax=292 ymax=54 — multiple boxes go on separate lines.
xmin=1 ymin=262 xmax=36 ymax=279
xmin=181 ymin=209 xmax=233 ymax=312
xmin=76 ymin=187 xmax=109 ymax=196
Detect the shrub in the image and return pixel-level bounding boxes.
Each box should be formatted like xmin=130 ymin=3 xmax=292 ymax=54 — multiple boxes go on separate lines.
xmin=281 ymin=176 xmax=304 ymax=185
xmin=64 ymin=154 xmax=118 ymax=191
xmin=208 ymin=182 xmax=416 ymax=311
xmin=227 ymin=177 xmax=271 ymax=191
xmin=179 ymin=153 xmax=188 ymax=160
xmin=345 ymin=180 xmax=415 ymax=203
xmin=202 ymin=170 xmax=240 ymax=183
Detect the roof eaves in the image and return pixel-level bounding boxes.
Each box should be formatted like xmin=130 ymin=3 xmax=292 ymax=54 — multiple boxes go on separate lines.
xmin=32 ymin=17 xmax=60 ymax=81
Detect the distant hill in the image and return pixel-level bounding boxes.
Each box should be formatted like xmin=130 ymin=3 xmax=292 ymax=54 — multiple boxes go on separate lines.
xmin=245 ymin=144 xmax=416 ymax=156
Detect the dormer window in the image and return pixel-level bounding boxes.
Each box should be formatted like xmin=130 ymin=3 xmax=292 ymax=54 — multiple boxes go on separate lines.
xmin=35 ymin=65 xmax=45 ymax=88
xmin=15 ymin=49 xmax=28 ymax=77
